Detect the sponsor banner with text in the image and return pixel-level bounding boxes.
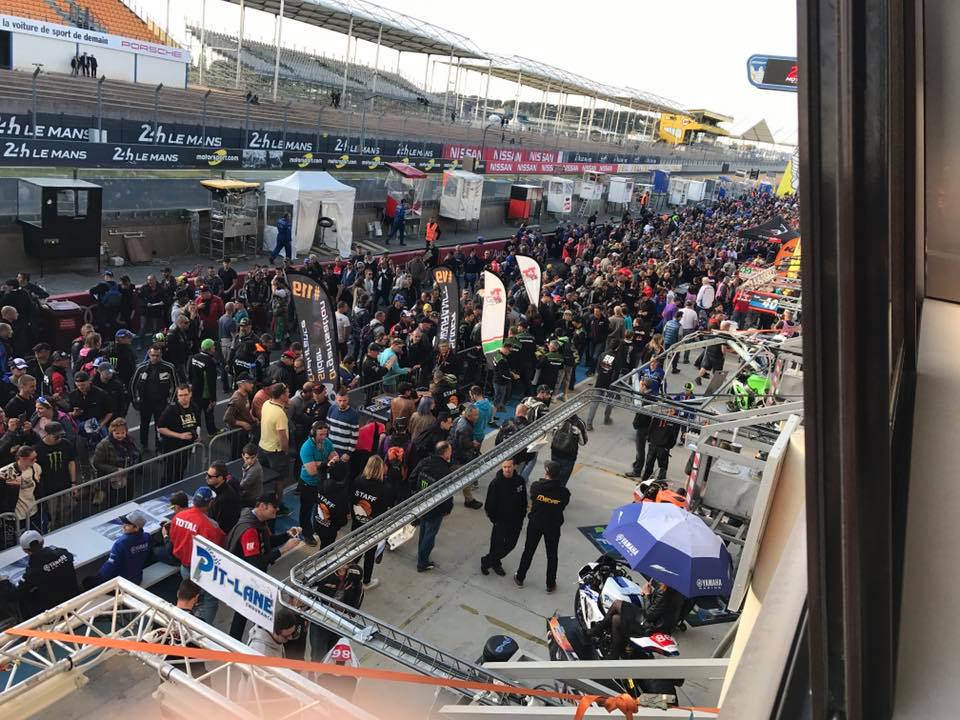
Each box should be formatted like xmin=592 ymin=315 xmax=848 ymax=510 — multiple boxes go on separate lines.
xmin=0 ymin=13 xmax=190 ymax=62
xmin=191 ymin=536 xmax=279 ymax=633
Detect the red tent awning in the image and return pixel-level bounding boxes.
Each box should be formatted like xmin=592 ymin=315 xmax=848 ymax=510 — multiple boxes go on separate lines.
xmin=386 ymin=162 xmax=428 ymax=179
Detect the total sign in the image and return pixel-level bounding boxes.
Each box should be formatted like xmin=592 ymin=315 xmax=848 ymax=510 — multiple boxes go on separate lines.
xmin=192 ymin=535 xmax=280 ymax=631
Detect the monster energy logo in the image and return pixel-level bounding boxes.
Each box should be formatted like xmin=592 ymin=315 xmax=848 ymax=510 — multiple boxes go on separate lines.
xmin=46 ymin=450 xmax=63 ymax=471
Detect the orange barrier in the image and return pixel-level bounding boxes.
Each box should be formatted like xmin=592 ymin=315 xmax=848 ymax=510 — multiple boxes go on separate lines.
xmin=6 ymin=627 xmax=720 ymax=718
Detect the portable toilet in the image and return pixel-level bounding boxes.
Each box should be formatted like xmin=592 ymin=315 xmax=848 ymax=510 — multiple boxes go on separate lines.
xmin=686 ymin=180 xmax=706 ymax=202
xmin=440 ymin=170 xmax=484 ymax=221
xmin=545 ymin=176 xmax=575 ymax=213
xmin=580 ymin=170 xmax=606 ymax=200
xmin=607 ymin=176 xmax=635 ymax=205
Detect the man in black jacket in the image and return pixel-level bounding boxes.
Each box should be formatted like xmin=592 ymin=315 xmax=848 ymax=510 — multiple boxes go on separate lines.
xmin=492 ymin=344 xmax=519 ymax=417
xmin=189 ymin=339 xmax=220 ymax=434
xmin=410 ymin=441 xmax=453 ymax=572
xmin=480 ymin=458 xmax=527 ymax=576
xmin=642 ymin=411 xmax=682 ymax=482
xmin=513 ymin=461 xmax=570 ymax=592
xmin=265 ymin=351 xmax=297 ymax=391
xmin=308 ymin=560 xmax=364 ymax=659
xmin=205 ymin=461 xmax=241 ymax=534
xmin=16 ymin=530 xmax=79 ymax=618
xmin=225 ymin=493 xmax=302 ymax=640
xmin=626 ymin=378 xmax=656 ymax=478
xmin=131 ymin=345 xmax=178 ymax=450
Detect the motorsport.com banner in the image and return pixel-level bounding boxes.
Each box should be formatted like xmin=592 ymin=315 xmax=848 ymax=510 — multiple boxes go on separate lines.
xmin=287 ymin=273 xmax=340 ymax=385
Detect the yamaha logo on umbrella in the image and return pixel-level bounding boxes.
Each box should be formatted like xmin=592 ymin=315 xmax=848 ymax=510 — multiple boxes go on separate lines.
xmin=615 ymin=533 xmax=639 ymax=557
xmin=696 ymin=578 xmax=723 ymax=591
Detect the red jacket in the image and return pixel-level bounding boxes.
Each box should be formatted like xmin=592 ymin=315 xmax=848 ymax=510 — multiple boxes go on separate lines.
xmin=196 ymin=294 xmax=225 ymax=332
xmin=169 ymin=507 xmax=226 ymax=567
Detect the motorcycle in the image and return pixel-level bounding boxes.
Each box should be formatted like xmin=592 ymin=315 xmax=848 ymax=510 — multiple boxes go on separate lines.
xmin=545 ymin=554 xmax=684 ymax=700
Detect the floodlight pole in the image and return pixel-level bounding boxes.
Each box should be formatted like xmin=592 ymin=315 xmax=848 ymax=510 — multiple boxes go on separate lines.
xmin=341 ymin=15 xmax=353 ymax=102
xmin=587 ymin=95 xmax=597 ymax=141
xmin=423 ymin=53 xmax=430 ymax=95
xmin=539 ymin=82 xmax=550 ymax=133
xmin=625 ymin=99 xmax=634 ymax=140
xmin=369 ymin=23 xmax=382 ymax=113
xmin=235 ymin=0 xmax=244 ymax=89
xmin=198 ymin=0 xmax=206 ymax=85
xmin=512 ymin=69 xmax=522 ymax=129
xmin=440 ymin=45 xmax=454 ymax=122
xmin=555 ymin=91 xmax=566 ymax=136
xmin=576 ymin=101 xmax=585 ymax=137
xmin=201 ymin=88 xmax=211 ymax=140
xmin=272 ymin=0 xmax=285 ymax=101
xmin=482 ymin=58 xmax=492 ymax=123
xmin=153 ymin=83 xmax=163 ymax=143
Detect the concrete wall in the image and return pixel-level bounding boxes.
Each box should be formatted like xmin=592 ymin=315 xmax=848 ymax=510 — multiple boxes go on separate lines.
xmin=11 ymin=34 xmax=73 ymax=74
xmin=0 ymin=213 xmax=191 ymax=274
xmin=136 ymin=54 xmax=186 ymax=87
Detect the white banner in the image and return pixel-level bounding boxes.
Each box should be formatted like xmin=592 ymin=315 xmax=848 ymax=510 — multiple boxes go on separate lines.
xmin=480 ymin=270 xmax=507 ymax=358
xmin=192 ymin=535 xmax=280 ymax=632
xmin=0 ymin=14 xmax=190 ymax=62
xmin=515 ymin=255 xmax=542 ymax=308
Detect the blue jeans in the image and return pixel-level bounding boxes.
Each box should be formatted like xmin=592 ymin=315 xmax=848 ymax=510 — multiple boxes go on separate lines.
xmin=271 ymin=237 xmax=292 ymax=262
xmin=417 ymin=515 xmax=444 ymax=569
xmin=519 ymin=452 xmax=538 ymax=481
xmin=387 ymin=219 xmax=405 ymax=243
xmin=493 ymin=381 xmax=511 ymax=412
xmin=180 ymin=564 xmax=219 ymax=626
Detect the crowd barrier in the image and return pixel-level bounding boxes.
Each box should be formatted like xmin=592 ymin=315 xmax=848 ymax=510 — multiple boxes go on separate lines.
xmin=9 ymin=443 xmax=206 ymax=548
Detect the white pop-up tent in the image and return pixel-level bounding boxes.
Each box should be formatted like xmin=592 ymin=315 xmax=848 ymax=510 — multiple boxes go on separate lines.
xmin=263 ymin=171 xmax=356 ymax=258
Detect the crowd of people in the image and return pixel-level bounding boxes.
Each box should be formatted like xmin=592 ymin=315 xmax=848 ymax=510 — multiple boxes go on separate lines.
xmin=0 ymin=189 xmax=799 ymax=652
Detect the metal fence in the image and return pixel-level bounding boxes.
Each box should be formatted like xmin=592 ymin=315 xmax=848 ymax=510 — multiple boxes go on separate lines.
xmin=205 ymin=427 xmax=251 ymax=467
xmin=27 ymin=442 xmax=206 ymax=539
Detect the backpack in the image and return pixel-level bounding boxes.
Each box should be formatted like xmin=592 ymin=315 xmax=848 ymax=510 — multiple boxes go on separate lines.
xmin=551 ymin=420 xmax=580 ymax=456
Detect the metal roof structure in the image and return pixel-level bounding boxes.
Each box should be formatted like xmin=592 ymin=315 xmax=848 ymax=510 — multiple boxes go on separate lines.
xmin=739 ymin=118 xmax=777 ymax=144
xmin=225 ymin=0 xmax=487 ymax=58
xmin=454 ymin=54 xmax=688 ymax=114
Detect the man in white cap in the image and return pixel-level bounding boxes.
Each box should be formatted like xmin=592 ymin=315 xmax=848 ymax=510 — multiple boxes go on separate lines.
xmin=17 ymin=529 xmax=79 ymax=617
xmin=88 ymin=509 xmax=152 ymax=587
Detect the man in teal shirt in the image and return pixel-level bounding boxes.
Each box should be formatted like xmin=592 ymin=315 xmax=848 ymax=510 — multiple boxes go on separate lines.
xmin=469 ymin=385 xmax=496 ymax=435
xmin=299 ymin=422 xmax=338 ymax=546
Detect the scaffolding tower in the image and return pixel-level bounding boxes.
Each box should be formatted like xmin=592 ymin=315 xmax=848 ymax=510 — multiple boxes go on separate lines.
xmin=201 ymin=179 xmax=261 ymax=261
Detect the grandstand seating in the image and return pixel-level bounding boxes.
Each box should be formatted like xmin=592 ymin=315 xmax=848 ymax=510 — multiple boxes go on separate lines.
xmin=188 ymin=26 xmax=439 ymax=107
xmin=2 ymin=0 xmax=63 ymax=24
xmin=1 ymin=0 xmax=172 ymax=44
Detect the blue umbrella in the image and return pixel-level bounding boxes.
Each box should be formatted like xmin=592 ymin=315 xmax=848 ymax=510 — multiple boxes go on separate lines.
xmin=602 ymin=502 xmax=733 ymax=598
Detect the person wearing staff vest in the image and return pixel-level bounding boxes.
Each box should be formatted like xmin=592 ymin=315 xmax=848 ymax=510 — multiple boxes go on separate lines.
xmin=425 ymin=217 xmax=441 ymax=246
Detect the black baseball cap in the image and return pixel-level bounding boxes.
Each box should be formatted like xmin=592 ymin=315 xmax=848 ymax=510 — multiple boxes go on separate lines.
xmin=537 ymin=384 xmax=553 ymax=394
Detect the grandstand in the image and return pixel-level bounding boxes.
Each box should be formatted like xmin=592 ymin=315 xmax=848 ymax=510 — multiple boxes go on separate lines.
xmin=0 ymin=0 xmax=175 ymax=44
xmin=189 ymin=26 xmax=442 ymax=108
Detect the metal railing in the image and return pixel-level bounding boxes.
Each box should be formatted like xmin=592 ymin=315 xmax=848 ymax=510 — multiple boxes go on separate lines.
xmin=28 ymin=442 xmax=205 ymax=536
xmin=205 ymin=427 xmax=250 ymax=466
